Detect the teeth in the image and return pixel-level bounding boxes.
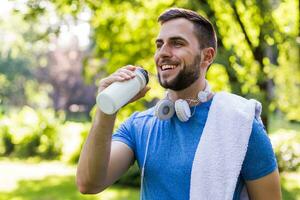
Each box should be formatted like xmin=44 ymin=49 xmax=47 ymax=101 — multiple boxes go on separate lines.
xmin=162 ymin=65 xmax=176 ymax=70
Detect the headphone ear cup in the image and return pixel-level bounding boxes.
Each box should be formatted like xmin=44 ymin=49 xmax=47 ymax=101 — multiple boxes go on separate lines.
xmin=174 ymin=99 xmax=191 ymax=122
xmin=155 ymin=99 xmax=175 ymax=120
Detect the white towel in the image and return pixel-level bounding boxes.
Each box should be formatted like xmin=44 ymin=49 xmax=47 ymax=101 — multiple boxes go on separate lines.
xmin=190 ymin=91 xmax=262 ymax=200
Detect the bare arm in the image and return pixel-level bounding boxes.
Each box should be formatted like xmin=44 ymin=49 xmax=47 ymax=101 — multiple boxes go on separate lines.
xmin=76 ymin=109 xmax=134 ymax=194
xmin=245 ymin=169 xmax=282 ymax=200
xmin=76 ymin=65 xmax=150 ymax=194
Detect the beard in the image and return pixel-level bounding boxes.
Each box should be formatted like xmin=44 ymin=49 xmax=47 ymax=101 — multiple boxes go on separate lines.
xmin=157 ymin=54 xmax=202 ymax=91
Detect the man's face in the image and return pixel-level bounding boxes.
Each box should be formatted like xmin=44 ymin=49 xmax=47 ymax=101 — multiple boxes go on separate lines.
xmin=154 ymin=18 xmax=202 ymax=91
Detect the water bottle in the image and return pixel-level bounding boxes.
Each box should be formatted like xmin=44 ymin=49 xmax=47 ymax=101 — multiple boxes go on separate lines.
xmin=96 ymin=67 xmax=149 ymax=115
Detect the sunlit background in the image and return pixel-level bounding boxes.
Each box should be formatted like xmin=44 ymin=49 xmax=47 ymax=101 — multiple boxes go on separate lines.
xmin=0 ymin=0 xmax=299 ymax=199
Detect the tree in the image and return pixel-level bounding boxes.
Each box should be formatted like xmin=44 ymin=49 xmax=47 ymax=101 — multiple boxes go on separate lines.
xmin=0 ymin=8 xmax=36 ymax=108
xmin=200 ymin=0 xmax=299 ymax=128
xmin=14 ymin=0 xmax=300 ymax=127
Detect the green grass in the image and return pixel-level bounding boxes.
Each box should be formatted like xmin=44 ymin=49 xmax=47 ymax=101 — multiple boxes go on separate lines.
xmin=0 ymin=114 xmax=299 ymax=199
xmin=0 ymin=160 xmax=139 ymax=200
xmin=281 ymin=171 xmax=300 ymax=200
xmin=0 ymin=160 xmax=299 ymax=199
xmin=269 ymin=114 xmax=300 ymax=199
xmin=0 ymin=173 xmax=299 ymax=200
xmin=0 ymin=175 xmax=139 ymax=200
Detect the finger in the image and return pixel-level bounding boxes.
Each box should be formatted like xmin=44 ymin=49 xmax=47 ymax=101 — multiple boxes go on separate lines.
xmin=123 ymin=65 xmax=137 ymax=71
xmin=118 ymin=68 xmax=136 ymax=78
xmin=116 ymin=71 xmax=135 ymax=80
xmin=98 ymin=65 xmax=138 ymax=92
xmin=104 ymin=75 xmax=125 ymax=84
xmin=100 ymin=68 xmax=135 ymax=86
xmin=98 ymin=76 xmax=125 ymax=92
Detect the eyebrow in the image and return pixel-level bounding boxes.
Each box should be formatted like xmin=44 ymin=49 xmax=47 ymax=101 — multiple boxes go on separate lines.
xmin=155 ymin=36 xmax=188 ymax=44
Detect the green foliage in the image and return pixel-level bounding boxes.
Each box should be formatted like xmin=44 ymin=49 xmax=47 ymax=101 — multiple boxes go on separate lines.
xmin=270 ymin=0 xmax=300 ymax=121
xmin=0 ymin=126 xmax=14 ymax=156
xmin=207 ymin=63 xmax=231 ymax=92
xmin=206 ymin=0 xmax=299 ymax=126
xmin=271 ymin=131 xmax=300 ymax=172
xmin=67 ymin=124 xmax=90 ymax=164
xmin=37 ymin=123 xmax=61 ymax=159
xmin=85 ymin=0 xmax=299 ymax=127
xmin=274 ymin=42 xmax=300 ymax=121
xmin=0 ymin=6 xmax=52 ymax=109
xmin=0 ymin=160 xmax=299 ymax=200
xmin=16 ymin=133 xmax=41 ymax=158
xmin=117 ymin=163 xmax=141 ymax=187
xmin=281 ymin=172 xmax=300 ymax=200
xmin=5 ymin=0 xmax=299 ymax=127
xmin=0 ymin=175 xmax=139 ymax=200
xmin=0 ymin=53 xmax=32 ymax=107
xmin=0 ymin=107 xmax=62 ymax=159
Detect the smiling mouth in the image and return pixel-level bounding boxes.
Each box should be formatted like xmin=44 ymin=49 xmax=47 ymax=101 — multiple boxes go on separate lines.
xmin=161 ymin=64 xmax=178 ymax=71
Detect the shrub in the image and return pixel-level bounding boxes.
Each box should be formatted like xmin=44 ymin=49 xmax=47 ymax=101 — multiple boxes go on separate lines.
xmin=15 ymin=133 xmax=40 ymax=157
xmin=67 ymin=126 xmax=89 ymax=164
xmin=116 ymin=163 xmax=141 ymax=187
xmin=36 ymin=121 xmax=62 ymax=159
xmin=0 ymin=106 xmax=62 ymax=159
xmin=271 ymin=131 xmax=300 ymax=172
xmin=0 ymin=126 xmax=14 ymax=156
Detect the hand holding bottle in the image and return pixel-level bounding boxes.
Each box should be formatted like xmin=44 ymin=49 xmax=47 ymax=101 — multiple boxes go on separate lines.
xmin=97 ymin=65 xmax=150 ymax=115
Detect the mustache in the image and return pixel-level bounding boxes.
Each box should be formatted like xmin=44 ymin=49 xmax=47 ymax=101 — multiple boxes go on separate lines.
xmin=157 ymin=58 xmax=179 ymax=66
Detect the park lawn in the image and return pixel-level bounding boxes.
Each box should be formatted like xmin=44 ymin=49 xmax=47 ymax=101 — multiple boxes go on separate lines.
xmin=1 ymin=115 xmax=300 ymax=200
xmin=0 ymin=175 xmax=139 ymax=200
xmin=0 ymin=161 xmax=300 ymax=200
xmin=281 ymin=171 xmax=300 ymax=200
xmin=0 ymin=174 xmax=299 ymax=200
xmin=0 ymin=160 xmax=139 ymax=200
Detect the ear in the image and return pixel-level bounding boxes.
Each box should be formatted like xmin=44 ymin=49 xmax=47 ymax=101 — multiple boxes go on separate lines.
xmin=200 ymin=47 xmax=215 ymax=69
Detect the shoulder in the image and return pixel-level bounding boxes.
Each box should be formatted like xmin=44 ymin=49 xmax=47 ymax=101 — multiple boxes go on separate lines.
xmin=242 ymin=119 xmax=277 ymax=180
xmin=215 ymin=91 xmax=261 ymax=104
xmin=127 ymin=107 xmax=155 ymax=122
xmin=248 ymin=119 xmax=271 ymax=151
xmin=213 ymin=91 xmax=262 ymax=120
xmin=251 ymin=118 xmax=266 ymax=135
xmin=122 ymin=106 xmax=156 ymax=127
xmin=113 ymin=107 xmax=156 ymax=150
xmin=213 ymin=92 xmax=255 ymax=109
xmin=133 ymin=106 xmax=155 ymax=119
xmin=214 ymin=91 xmax=248 ymax=102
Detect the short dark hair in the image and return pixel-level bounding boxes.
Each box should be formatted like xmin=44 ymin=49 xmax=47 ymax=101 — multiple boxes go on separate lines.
xmin=158 ymin=8 xmax=217 ymax=52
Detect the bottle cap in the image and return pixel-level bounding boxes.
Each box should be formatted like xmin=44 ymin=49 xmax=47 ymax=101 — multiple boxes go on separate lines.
xmin=136 ymin=68 xmax=149 ymax=84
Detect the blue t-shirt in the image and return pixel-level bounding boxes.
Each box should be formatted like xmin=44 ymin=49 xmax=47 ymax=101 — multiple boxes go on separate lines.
xmin=112 ymin=99 xmax=277 ymax=200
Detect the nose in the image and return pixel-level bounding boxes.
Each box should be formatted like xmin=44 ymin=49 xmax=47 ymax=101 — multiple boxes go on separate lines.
xmin=156 ymin=44 xmax=172 ymax=58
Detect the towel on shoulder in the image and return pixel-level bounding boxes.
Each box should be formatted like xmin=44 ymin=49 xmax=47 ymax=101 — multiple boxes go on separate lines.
xmin=190 ymin=91 xmax=262 ymax=200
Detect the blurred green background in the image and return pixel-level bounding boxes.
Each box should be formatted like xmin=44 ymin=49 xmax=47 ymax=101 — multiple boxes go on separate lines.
xmin=0 ymin=0 xmax=299 ymax=199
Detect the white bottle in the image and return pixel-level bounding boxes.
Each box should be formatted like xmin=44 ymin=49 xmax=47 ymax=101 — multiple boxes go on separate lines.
xmin=96 ymin=67 xmax=149 ymax=115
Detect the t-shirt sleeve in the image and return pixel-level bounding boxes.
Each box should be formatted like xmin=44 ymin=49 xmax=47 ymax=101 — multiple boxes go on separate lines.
xmin=241 ymin=119 xmax=278 ymax=181
xmin=112 ymin=112 xmax=137 ymax=153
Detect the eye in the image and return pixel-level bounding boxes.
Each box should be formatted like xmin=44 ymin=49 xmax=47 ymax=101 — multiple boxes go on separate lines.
xmin=173 ymin=41 xmax=184 ymax=47
xmin=155 ymin=41 xmax=163 ymax=49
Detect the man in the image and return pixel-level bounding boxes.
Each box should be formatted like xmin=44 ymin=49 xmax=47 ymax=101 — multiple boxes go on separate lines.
xmin=76 ymin=8 xmax=281 ymax=199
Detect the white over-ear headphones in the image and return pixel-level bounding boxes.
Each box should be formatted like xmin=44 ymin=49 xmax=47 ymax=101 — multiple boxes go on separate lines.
xmin=155 ymin=80 xmax=212 ymax=122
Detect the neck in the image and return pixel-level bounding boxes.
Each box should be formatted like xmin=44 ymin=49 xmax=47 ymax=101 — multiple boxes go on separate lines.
xmin=167 ymin=78 xmax=206 ymax=103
